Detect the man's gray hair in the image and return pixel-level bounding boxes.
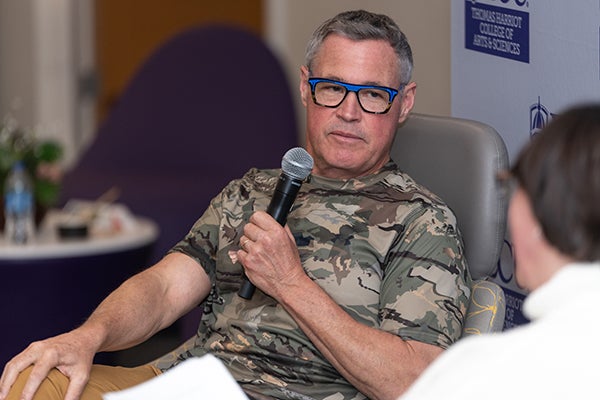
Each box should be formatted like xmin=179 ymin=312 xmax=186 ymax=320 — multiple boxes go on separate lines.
xmin=305 ymin=10 xmax=413 ymax=85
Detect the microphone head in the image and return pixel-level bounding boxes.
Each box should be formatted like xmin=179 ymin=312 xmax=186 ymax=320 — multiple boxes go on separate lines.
xmin=281 ymin=147 xmax=313 ymax=180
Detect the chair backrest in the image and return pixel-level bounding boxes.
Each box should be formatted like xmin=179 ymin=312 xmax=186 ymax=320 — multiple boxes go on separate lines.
xmin=61 ymin=25 xmax=299 ymax=264
xmin=391 ymin=113 xmax=509 ymax=335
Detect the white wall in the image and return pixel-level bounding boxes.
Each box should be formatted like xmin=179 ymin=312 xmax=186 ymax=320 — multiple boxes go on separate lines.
xmin=0 ymin=0 xmax=95 ymax=167
xmin=0 ymin=1 xmax=36 ymax=128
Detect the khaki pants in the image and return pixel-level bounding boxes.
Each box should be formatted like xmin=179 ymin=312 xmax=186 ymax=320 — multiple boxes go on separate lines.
xmin=5 ymin=364 xmax=161 ymax=400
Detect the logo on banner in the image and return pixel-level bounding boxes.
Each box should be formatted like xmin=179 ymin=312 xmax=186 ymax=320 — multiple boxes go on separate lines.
xmin=464 ymin=0 xmax=530 ymax=63
xmin=529 ymin=97 xmax=553 ymax=137
xmin=492 ymin=239 xmax=530 ymax=329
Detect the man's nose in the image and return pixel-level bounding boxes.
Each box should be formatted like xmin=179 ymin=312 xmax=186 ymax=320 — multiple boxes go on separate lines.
xmin=336 ymin=91 xmax=362 ymax=120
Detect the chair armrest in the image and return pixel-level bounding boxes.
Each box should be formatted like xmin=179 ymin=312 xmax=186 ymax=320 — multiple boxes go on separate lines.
xmin=462 ymin=280 xmax=506 ymax=337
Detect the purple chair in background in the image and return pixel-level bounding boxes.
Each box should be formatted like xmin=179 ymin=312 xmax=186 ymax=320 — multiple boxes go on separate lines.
xmin=59 ymin=25 xmax=299 ymax=356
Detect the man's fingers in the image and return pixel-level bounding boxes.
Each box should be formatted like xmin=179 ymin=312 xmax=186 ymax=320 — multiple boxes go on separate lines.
xmin=0 ymin=347 xmax=41 ymax=399
xmin=249 ymin=210 xmax=281 ymax=230
xmin=15 ymin=361 xmax=54 ymax=400
xmin=284 ymin=224 xmax=295 ymax=241
xmin=63 ymin=371 xmax=90 ymax=400
xmin=0 ymin=332 xmax=95 ymax=400
xmin=11 ymin=342 xmax=61 ymax=400
xmin=0 ymin=364 xmax=17 ymax=399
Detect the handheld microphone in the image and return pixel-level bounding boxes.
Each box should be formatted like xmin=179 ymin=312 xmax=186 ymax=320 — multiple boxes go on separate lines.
xmin=238 ymin=147 xmax=313 ymax=299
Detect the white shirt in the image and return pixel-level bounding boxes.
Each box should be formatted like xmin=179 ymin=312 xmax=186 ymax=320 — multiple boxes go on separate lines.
xmin=399 ymin=262 xmax=600 ymax=400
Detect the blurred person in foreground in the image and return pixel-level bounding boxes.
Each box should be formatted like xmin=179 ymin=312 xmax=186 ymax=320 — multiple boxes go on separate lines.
xmin=399 ymin=103 xmax=600 ymax=400
xmin=0 ymin=10 xmax=470 ymax=400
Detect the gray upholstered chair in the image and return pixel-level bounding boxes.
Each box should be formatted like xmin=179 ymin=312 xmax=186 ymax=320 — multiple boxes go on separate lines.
xmin=392 ymin=113 xmax=509 ymax=336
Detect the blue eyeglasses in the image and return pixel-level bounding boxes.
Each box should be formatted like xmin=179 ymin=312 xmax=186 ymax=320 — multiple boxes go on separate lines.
xmin=307 ymin=78 xmax=402 ymax=114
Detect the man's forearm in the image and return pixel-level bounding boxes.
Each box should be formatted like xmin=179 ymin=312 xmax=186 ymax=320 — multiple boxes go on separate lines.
xmin=81 ymin=252 xmax=210 ymax=353
xmin=277 ymin=275 xmax=442 ymax=400
xmin=81 ymin=268 xmax=171 ymax=353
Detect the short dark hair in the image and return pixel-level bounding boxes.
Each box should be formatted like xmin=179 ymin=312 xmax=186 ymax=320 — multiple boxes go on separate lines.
xmin=511 ymin=103 xmax=600 ymax=261
xmin=304 ymin=10 xmax=413 ymax=85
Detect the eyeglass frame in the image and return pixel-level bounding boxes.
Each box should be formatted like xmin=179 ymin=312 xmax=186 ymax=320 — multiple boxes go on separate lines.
xmin=307 ymin=77 xmax=404 ymax=115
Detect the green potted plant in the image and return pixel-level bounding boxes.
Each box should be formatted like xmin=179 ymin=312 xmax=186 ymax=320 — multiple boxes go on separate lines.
xmin=0 ymin=116 xmax=63 ymax=227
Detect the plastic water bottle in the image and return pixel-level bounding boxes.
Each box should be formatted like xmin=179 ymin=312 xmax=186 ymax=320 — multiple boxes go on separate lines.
xmin=3 ymin=161 xmax=35 ymax=244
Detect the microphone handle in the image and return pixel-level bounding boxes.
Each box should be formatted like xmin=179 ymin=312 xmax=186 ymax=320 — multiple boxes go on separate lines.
xmin=238 ymin=175 xmax=302 ymax=299
xmin=238 ymin=276 xmax=257 ymax=299
xmin=267 ymin=175 xmax=302 ymax=225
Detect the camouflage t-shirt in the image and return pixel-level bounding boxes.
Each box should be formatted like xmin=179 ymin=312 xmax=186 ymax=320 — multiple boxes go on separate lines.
xmin=167 ymin=161 xmax=471 ymax=400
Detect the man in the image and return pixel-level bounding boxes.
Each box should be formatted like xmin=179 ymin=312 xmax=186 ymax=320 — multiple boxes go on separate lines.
xmin=0 ymin=10 xmax=470 ymax=400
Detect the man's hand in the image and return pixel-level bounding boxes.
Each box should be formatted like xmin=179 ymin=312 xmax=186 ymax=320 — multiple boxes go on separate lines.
xmin=237 ymin=211 xmax=307 ymax=299
xmin=0 ymin=328 xmax=98 ymax=400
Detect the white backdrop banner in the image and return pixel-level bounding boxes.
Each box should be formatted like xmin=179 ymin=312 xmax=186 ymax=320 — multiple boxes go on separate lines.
xmin=451 ymin=0 xmax=600 ymax=328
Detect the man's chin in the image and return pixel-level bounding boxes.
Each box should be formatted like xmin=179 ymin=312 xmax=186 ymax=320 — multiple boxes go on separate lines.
xmin=317 ymin=159 xmax=377 ymax=179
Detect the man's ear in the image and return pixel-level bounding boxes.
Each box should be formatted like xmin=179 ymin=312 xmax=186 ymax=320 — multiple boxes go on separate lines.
xmin=299 ymin=66 xmax=310 ymax=107
xmin=398 ymin=81 xmax=417 ymax=124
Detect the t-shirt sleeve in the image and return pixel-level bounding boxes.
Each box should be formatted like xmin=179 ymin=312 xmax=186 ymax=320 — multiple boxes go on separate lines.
xmin=168 ymin=190 xmax=224 ymax=282
xmin=379 ymin=205 xmax=471 ymax=349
